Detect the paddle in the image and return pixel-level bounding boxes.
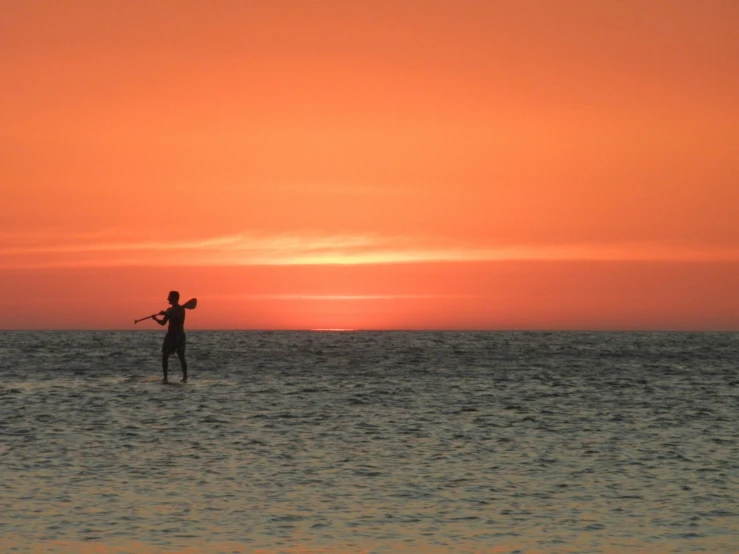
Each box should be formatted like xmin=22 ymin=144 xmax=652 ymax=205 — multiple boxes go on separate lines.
xmin=134 ymin=298 xmax=198 ymax=324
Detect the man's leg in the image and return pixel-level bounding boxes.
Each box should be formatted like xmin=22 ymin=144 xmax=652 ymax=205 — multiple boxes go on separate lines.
xmin=162 ymin=352 xmax=169 ymax=383
xmin=177 ymin=349 xmax=188 ymax=383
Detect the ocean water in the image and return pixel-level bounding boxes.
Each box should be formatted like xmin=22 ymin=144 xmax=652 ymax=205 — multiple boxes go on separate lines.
xmin=1 ymin=330 xmax=738 ymax=553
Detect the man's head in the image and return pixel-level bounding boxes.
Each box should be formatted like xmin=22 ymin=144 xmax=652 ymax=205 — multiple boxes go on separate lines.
xmin=167 ymin=291 xmax=180 ymax=305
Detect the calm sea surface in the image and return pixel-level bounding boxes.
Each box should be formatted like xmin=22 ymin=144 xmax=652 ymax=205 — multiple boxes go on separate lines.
xmin=1 ymin=331 xmax=738 ymax=553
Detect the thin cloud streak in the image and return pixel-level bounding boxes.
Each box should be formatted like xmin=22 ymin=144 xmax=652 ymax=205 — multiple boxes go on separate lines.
xmin=205 ymin=294 xmax=479 ymax=300
xmin=1 ymin=232 xmax=739 ymax=270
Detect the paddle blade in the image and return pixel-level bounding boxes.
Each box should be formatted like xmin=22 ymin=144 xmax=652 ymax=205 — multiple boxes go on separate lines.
xmin=183 ymin=298 xmax=197 ymax=310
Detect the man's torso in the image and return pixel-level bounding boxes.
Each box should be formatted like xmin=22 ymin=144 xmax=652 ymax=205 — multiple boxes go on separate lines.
xmin=166 ymin=305 xmax=186 ymax=334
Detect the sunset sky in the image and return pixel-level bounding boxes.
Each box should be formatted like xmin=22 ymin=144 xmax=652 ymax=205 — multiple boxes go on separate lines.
xmin=2 ymin=0 xmax=738 ymax=330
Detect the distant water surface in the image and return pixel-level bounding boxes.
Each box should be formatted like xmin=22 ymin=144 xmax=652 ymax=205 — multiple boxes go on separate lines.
xmin=1 ymin=331 xmax=738 ymax=553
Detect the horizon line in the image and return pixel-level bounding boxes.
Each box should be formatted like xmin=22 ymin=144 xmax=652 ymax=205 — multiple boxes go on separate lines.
xmin=1 ymin=328 xmax=735 ymax=333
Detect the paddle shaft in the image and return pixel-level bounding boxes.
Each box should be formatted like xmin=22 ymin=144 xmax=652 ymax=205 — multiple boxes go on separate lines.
xmin=134 ymin=314 xmax=157 ymax=324
xmin=134 ymin=298 xmax=196 ymax=324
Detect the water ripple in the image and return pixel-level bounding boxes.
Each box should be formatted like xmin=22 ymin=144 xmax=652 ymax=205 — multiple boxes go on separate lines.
xmin=1 ymin=331 xmax=738 ymax=553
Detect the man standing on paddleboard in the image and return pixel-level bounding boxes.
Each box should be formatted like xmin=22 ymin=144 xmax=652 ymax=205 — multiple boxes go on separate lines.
xmin=153 ymin=291 xmax=188 ymax=383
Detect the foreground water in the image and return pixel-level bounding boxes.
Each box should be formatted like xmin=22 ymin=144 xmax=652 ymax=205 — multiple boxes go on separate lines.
xmin=1 ymin=331 xmax=738 ymax=553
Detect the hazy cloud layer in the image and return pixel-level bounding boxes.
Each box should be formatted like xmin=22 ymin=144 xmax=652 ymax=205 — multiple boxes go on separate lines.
xmin=1 ymin=232 xmax=738 ymax=269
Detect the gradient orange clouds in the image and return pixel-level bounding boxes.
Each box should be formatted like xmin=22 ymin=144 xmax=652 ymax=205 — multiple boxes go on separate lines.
xmin=1 ymin=0 xmax=738 ymax=330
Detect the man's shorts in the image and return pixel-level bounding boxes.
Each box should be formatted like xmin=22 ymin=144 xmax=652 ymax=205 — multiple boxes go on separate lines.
xmin=162 ymin=332 xmax=186 ymax=356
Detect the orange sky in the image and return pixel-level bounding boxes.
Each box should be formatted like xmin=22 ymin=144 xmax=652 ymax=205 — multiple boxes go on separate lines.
xmin=1 ymin=0 xmax=738 ymax=330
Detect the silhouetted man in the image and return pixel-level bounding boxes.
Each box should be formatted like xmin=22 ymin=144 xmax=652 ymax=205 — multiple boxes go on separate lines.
xmin=153 ymin=290 xmax=188 ymax=383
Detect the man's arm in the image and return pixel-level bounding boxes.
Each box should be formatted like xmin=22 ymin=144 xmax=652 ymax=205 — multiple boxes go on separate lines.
xmin=152 ymin=310 xmax=169 ymax=326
